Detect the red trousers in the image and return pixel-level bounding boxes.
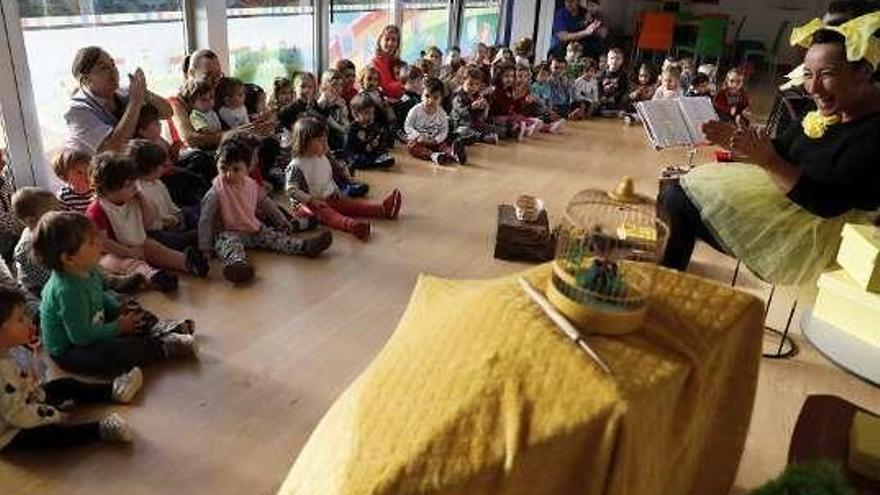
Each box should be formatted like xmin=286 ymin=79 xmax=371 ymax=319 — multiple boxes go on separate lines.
xmin=307 ymin=195 xmax=385 ymax=233
xmin=406 ymin=140 xmax=451 ymax=161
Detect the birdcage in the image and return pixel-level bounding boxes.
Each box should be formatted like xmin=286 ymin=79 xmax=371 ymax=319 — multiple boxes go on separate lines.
xmin=546 ymin=182 xmax=669 ymax=335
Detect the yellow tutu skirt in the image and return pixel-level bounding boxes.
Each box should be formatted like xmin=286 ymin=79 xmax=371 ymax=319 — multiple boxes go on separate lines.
xmin=681 ymin=162 xmax=868 ymax=287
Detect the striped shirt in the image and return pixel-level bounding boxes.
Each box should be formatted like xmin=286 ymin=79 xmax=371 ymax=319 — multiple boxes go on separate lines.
xmin=58 ymin=185 xmax=94 ymax=214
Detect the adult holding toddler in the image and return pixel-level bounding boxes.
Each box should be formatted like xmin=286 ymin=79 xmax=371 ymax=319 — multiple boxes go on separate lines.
xmin=371 ymin=25 xmax=405 ymax=101
xmin=64 ymin=46 xmax=172 ymax=155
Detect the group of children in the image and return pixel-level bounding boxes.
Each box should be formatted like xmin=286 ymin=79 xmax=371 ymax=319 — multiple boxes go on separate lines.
xmin=0 ymin=37 xmax=754 ymax=453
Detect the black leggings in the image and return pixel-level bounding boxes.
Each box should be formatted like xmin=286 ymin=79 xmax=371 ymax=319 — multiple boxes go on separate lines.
xmin=52 ymin=335 xmax=165 ymax=375
xmin=659 ymin=182 xmax=726 ymax=270
xmin=5 ymin=378 xmax=112 ymax=451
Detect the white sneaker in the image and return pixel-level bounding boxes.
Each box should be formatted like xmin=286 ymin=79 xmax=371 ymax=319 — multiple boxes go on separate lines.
xmin=99 ymin=413 xmax=133 ymax=443
xmin=162 ymin=334 xmax=199 ymax=359
xmin=528 ymin=119 xmax=542 ymax=137
xmin=111 ymin=367 xmax=143 ymax=404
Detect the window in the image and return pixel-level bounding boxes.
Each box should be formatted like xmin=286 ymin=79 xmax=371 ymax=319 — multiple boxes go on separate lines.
xmin=18 ymin=0 xmax=186 ymax=155
xmin=227 ymin=0 xmax=315 ymax=92
xmin=460 ymin=0 xmax=500 ymax=55
xmin=401 ymin=1 xmax=449 ymax=63
xmin=329 ymin=0 xmax=392 ymax=70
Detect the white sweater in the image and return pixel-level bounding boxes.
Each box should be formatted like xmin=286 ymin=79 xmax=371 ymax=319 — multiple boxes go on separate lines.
xmin=139 ymin=179 xmax=180 ymax=231
xmin=218 ymin=105 xmax=250 ymax=128
xmin=404 ymin=103 xmax=449 ymax=143
xmin=0 ymin=354 xmax=61 ymax=449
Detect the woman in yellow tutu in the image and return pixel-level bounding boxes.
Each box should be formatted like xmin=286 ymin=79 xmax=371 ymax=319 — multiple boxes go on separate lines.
xmin=660 ymin=11 xmax=880 ymax=287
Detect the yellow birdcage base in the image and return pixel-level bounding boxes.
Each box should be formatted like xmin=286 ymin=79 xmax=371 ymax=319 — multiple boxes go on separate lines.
xmin=547 ymin=262 xmax=648 ymax=335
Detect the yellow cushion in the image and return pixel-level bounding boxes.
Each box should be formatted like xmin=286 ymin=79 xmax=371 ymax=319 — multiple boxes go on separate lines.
xmin=277 ymin=264 xmax=764 ymax=495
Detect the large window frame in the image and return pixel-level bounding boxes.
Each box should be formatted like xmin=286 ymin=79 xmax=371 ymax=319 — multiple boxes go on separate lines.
xmin=0 ymin=0 xmax=504 ymax=186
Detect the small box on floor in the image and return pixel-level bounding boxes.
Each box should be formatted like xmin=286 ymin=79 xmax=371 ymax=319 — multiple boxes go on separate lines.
xmin=494 ymin=204 xmax=555 ymax=263
xmin=837 ymin=223 xmax=880 ymax=293
xmin=813 ymin=269 xmax=880 ymax=347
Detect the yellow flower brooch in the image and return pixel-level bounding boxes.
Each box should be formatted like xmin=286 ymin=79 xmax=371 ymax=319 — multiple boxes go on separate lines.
xmin=802 ymin=111 xmax=840 ymax=139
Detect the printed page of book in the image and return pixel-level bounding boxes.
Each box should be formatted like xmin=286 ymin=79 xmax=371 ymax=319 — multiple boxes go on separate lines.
xmin=635 ymin=100 xmax=692 ymax=149
xmin=678 ymin=96 xmax=718 ymax=145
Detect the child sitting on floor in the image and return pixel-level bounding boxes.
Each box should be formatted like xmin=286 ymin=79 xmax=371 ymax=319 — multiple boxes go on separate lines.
xmin=653 ymin=65 xmax=683 ymax=100
xmin=127 ymin=140 xmax=198 ymax=252
xmin=53 ymin=148 xmax=94 ymax=214
xmin=597 ymin=47 xmax=629 ymax=115
xmin=244 ymin=83 xmax=268 ymax=121
xmin=12 ymin=188 xmax=62 ymax=302
xmin=358 ymin=66 xmax=397 ymax=147
xmin=451 ymin=65 xmax=502 ymax=144
xmin=685 ymin=73 xmax=712 ymax=97
xmin=135 ymin=104 xmax=212 ymax=208
xmin=441 ymin=46 xmax=465 ymax=84
xmin=573 ymin=58 xmax=599 ymax=118
xmin=405 ymin=78 xmax=466 ymax=166
xmin=548 ymin=57 xmax=583 ymax=120
xmin=270 ymin=77 xmax=294 ymax=113
xmin=345 ymin=95 xmax=396 ymax=169
xmin=15 ymin=187 xmax=143 ymax=298
xmin=335 ymin=60 xmax=359 ymax=102
xmin=422 ymin=46 xmax=443 ymax=79
xmin=0 ymin=150 xmax=22 ymax=264
xmin=317 ymin=69 xmax=351 ymax=151
xmin=491 ymin=64 xmax=540 ymax=139
xmin=713 ymin=68 xmax=750 ymax=124
xmin=392 ymin=66 xmax=424 ymax=136
xmin=199 ymin=131 xmax=333 ymax=284
xmin=35 ymin=211 xmax=198 ymax=374
xmin=621 ymin=63 xmax=657 ymax=124
xmin=215 ymin=77 xmax=250 ymax=129
xmin=0 ymin=285 xmax=140 ymax=450
xmin=183 ymin=78 xmax=222 ymax=134
xmin=287 ymin=118 xmax=401 ymax=242
xmin=278 ymin=104 xmax=369 ymax=198
xmin=86 ymin=153 xmax=208 ymax=292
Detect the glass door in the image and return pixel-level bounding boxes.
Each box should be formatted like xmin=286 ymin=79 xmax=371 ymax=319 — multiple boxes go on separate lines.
xmin=460 ymin=0 xmax=500 ymax=55
xmin=329 ymin=0 xmax=392 ymax=69
xmin=227 ymin=0 xmax=315 ymax=90
xmin=400 ymin=0 xmax=450 ymax=62
xmin=17 ymin=0 xmax=187 ymax=157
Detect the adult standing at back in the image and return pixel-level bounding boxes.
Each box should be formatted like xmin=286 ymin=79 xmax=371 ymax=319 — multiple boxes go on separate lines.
xmin=549 ymin=0 xmax=607 ymax=61
xmin=371 ymin=25 xmax=405 ymax=101
xmin=64 ymin=46 xmax=172 ymax=154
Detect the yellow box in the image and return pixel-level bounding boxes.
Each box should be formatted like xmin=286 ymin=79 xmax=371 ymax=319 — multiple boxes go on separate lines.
xmin=850 ymin=411 xmax=880 ymax=481
xmin=837 ymin=224 xmax=880 ymax=293
xmin=814 ymin=269 xmax=880 ymax=348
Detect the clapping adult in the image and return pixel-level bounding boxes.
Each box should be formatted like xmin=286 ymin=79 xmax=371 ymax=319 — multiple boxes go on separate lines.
xmin=64 ymin=46 xmax=172 ymax=154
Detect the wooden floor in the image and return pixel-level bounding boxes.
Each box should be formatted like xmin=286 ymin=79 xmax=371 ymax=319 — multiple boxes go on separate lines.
xmin=2 ymin=112 xmax=880 ymax=494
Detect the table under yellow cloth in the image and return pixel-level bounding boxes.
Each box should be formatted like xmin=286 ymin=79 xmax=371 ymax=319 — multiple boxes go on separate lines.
xmin=278 ymin=264 xmax=764 ymax=495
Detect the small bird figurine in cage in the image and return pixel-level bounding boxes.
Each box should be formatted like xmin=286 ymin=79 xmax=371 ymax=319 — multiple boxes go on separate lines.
xmin=546 ymin=179 xmax=669 ymax=335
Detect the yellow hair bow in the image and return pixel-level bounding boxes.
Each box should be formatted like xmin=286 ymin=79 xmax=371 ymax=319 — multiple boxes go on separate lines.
xmin=781 ymin=11 xmax=880 ymax=90
xmin=791 ymin=11 xmax=880 ymax=69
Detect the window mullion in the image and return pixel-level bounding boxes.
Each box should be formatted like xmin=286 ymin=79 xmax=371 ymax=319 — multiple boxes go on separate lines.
xmin=0 ymin=1 xmax=45 ymax=187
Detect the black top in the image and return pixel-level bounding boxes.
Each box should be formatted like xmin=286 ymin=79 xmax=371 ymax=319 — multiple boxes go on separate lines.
xmin=773 ymin=111 xmax=880 ymax=218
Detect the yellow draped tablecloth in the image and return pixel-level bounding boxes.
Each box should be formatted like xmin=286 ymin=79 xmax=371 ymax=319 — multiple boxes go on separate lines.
xmin=277 ymin=263 xmax=764 ymax=495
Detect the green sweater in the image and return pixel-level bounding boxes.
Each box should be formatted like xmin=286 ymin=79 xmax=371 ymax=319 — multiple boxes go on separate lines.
xmin=40 ymin=269 xmax=121 ymax=356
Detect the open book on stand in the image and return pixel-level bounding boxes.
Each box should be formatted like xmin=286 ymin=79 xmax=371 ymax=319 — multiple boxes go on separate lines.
xmin=635 ymin=97 xmax=718 ymax=149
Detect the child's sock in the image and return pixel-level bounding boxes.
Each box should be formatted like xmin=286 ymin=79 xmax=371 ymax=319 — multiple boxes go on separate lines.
xmin=382 ymin=189 xmax=403 ymax=220
xmin=528 ymin=118 xmax=542 ymax=137
xmin=111 ymin=367 xmax=143 ymax=404
xmin=517 ymin=123 xmax=528 ymax=141
xmin=98 ymin=413 xmax=133 ymax=443
xmin=549 ymin=120 xmax=564 ymax=134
